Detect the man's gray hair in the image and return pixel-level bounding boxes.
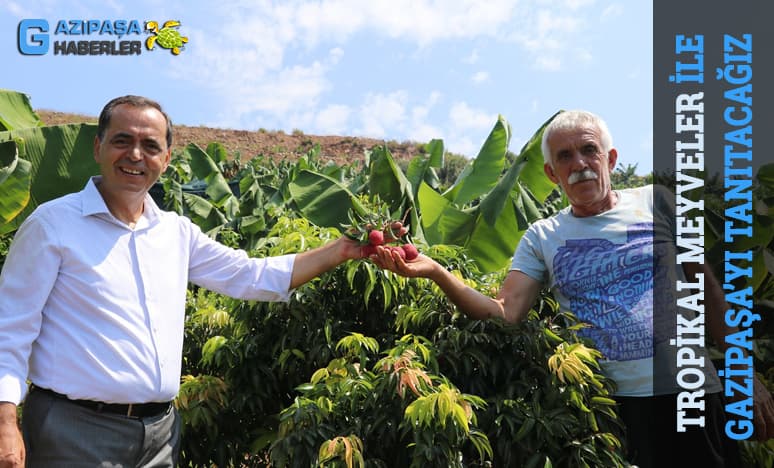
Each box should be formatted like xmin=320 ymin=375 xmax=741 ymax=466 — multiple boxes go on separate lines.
xmin=541 ymin=110 xmax=613 ymax=166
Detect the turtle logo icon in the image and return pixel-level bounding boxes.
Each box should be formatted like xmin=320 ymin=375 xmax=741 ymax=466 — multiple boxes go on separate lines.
xmin=145 ymin=20 xmax=188 ymax=55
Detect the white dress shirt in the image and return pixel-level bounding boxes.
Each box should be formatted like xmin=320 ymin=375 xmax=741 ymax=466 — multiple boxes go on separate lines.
xmin=0 ymin=177 xmax=295 ymax=405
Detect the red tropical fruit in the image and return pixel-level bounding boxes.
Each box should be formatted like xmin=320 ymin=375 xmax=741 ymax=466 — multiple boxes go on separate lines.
xmin=390 ymin=245 xmax=407 ymax=260
xmin=401 ymin=243 xmax=419 ymax=261
xmin=368 ymin=229 xmax=385 ymax=246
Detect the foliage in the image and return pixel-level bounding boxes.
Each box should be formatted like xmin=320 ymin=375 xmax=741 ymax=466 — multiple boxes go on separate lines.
xmin=176 ymin=219 xmax=628 ymax=466
xmin=0 ymin=89 xmax=98 ymax=235
xmin=610 ymin=163 xmax=653 ymax=189
xmin=3 ymin=89 xmax=772 ymax=466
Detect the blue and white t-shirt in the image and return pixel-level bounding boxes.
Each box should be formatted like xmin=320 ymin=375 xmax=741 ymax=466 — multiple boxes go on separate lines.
xmin=511 ymin=185 xmax=721 ymax=396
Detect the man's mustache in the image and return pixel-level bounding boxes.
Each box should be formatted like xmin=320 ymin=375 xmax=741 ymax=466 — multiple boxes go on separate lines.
xmin=568 ymin=168 xmax=598 ymax=185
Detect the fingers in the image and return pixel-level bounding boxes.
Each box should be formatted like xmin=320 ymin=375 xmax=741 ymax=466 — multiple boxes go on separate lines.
xmin=369 ymin=246 xmax=406 ymax=272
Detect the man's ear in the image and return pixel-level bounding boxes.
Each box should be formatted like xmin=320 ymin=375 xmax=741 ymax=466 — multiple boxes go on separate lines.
xmin=544 ymin=163 xmax=559 ymax=184
xmin=607 ymin=148 xmax=618 ymax=170
xmin=161 ymin=149 xmax=172 ymax=172
xmin=93 ymin=136 xmax=101 ymax=162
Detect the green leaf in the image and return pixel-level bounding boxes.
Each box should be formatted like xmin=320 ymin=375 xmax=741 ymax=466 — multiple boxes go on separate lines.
xmin=516 ymin=111 xmax=561 ymax=203
xmin=465 ymin=201 xmax=524 ymax=273
xmin=182 ymin=192 xmax=228 ymax=232
xmin=183 ymin=143 xmax=239 ymax=215
xmin=368 ymin=145 xmax=413 ymax=211
xmin=406 ymin=139 xmax=444 ymax=195
xmin=288 ymin=169 xmax=365 ymax=227
xmin=201 ymin=335 xmax=228 ymax=366
xmin=444 ymin=115 xmax=510 ymax=206
xmin=0 ymin=89 xmax=43 ymax=131
xmin=0 ymin=141 xmax=32 ymax=234
xmin=418 ymin=181 xmax=474 ymax=246
xmin=479 ymin=152 xmax=528 ymax=226
xmin=0 ymin=123 xmax=99 ymax=232
xmin=206 ymin=141 xmax=229 ymax=165
xmin=757 ymin=163 xmax=774 ymax=189
xmin=0 ymin=139 xmax=18 ymax=185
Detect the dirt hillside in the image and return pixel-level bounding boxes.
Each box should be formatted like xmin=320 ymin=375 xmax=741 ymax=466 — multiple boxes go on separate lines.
xmin=36 ymin=110 xmax=422 ymax=166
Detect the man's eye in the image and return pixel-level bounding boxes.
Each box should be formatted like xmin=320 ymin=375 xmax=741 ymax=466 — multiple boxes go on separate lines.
xmin=582 ymin=145 xmax=598 ymax=155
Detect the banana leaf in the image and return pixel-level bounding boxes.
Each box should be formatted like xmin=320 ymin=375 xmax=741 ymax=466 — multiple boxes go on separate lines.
xmin=0 ymin=89 xmax=42 ymax=131
xmin=443 ymin=115 xmax=510 ymax=206
xmin=0 ymin=140 xmax=32 ymax=235
xmin=183 ymin=143 xmax=239 ymax=218
xmin=288 ymin=169 xmax=366 ymax=228
xmin=0 ymin=123 xmax=99 ymax=233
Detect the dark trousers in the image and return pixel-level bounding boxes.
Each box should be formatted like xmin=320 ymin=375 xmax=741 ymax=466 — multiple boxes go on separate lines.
xmin=22 ymin=387 xmax=181 ymax=467
xmin=616 ymin=392 xmax=741 ymax=468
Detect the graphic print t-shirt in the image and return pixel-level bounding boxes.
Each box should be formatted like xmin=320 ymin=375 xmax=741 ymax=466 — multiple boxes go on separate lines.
xmin=511 ymin=185 xmax=720 ymax=396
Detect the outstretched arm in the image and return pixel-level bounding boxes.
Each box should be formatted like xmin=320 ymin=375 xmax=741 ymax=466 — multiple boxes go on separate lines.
xmin=289 ymin=236 xmax=364 ymax=289
xmin=371 ymin=248 xmax=542 ymax=324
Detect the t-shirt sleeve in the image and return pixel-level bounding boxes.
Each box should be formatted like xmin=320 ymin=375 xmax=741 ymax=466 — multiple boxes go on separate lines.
xmin=510 ymin=226 xmax=548 ymax=283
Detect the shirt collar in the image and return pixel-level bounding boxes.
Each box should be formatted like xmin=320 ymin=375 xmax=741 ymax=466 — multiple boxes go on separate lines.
xmin=80 ymin=176 xmax=162 ymax=225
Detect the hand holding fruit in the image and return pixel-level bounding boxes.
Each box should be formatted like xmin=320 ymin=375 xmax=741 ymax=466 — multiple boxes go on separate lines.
xmin=371 ymin=246 xmax=437 ymax=279
xmin=342 ymin=214 xmax=417 ymax=260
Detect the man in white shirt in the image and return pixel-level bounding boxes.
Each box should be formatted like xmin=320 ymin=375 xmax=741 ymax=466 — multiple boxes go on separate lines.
xmin=371 ymin=110 xmax=774 ymax=467
xmin=0 ymin=95 xmax=364 ymax=467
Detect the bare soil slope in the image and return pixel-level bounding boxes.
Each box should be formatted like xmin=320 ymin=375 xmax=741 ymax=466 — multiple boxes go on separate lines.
xmin=37 ymin=110 xmax=421 ymax=166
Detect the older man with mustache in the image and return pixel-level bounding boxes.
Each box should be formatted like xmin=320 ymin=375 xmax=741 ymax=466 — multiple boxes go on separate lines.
xmin=372 ymin=110 xmax=774 ymax=467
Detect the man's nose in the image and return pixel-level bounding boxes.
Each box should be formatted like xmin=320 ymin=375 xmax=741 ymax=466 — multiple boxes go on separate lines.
xmin=128 ymin=144 xmax=143 ymax=161
xmin=570 ymin=150 xmax=588 ymax=170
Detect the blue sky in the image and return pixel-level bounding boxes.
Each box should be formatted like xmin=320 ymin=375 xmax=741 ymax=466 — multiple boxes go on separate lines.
xmin=3 ymin=0 xmax=653 ymax=174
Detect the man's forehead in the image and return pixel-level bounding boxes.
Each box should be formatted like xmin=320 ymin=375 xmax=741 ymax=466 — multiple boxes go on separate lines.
xmin=105 ymin=105 xmax=167 ymax=137
xmin=549 ymin=125 xmax=602 ymax=149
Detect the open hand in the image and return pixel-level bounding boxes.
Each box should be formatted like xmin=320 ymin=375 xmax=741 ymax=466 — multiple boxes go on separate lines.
xmin=369 ymin=245 xmax=436 ymax=279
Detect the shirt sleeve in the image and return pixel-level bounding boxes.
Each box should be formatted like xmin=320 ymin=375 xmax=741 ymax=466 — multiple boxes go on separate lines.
xmin=0 ymin=213 xmax=60 ymax=404
xmin=510 ymin=225 xmax=548 ymax=283
xmin=185 ymin=220 xmax=296 ymax=302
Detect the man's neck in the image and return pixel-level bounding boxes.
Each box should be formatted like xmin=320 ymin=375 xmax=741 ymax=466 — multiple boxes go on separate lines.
xmin=95 ymin=182 xmax=145 ymax=227
xmin=571 ymin=190 xmax=619 ymax=217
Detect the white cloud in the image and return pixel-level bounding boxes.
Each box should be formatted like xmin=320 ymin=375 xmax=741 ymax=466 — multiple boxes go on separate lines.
xmin=357 ymin=91 xmax=408 ymax=138
xmin=166 ymin=0 xmax=603 ymax=132
xmin=601 ymin=3 xmax=624 ymax=21
xmin=449 ymin=101 xmax=497 ymax=132
xmin=329 ymin=47 xmax=345 ymax=64
xmin=315 ymin=104 xmax=351 ymax=134
xmin=406 ymin=92 xmax=443 ymax=142
xmin=471 ymin=71 xmax=490 ymax=84
xmin=462 ymin=49 xmax=479 ymax=64
xmin=445 ymin=135 xmax=479 ymax=157
xmin=4 ymin=1 xmax=30 ymax=16
xmin=535 ymin=56 xmax=561 ymax=71
xmin=564 ymin=0 xmax=597 ymax=10
xmin=350 ymin=90 xmax=447 ymax=143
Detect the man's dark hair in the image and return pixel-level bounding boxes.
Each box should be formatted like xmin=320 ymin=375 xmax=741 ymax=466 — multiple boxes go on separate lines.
xmin=97 ymin=95 xmax=173 ymax=148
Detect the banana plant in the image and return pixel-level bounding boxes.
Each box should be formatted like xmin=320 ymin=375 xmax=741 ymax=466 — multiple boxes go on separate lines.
xmin=366 ymin=113 xmax=560 ymax=273
xmin=0 ymin=89 xmax=98 ymax=235
xmin=280 ymin=113 xmax=563 ymax=272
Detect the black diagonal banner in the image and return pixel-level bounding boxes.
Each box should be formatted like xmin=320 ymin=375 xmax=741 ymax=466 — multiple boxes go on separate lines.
xmin=653 ymin=1 xmax=773 ymax=467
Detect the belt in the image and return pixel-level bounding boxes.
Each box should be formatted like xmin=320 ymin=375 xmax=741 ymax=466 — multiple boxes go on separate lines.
xmin=30 ymin=385 xmax=172 ymax=419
